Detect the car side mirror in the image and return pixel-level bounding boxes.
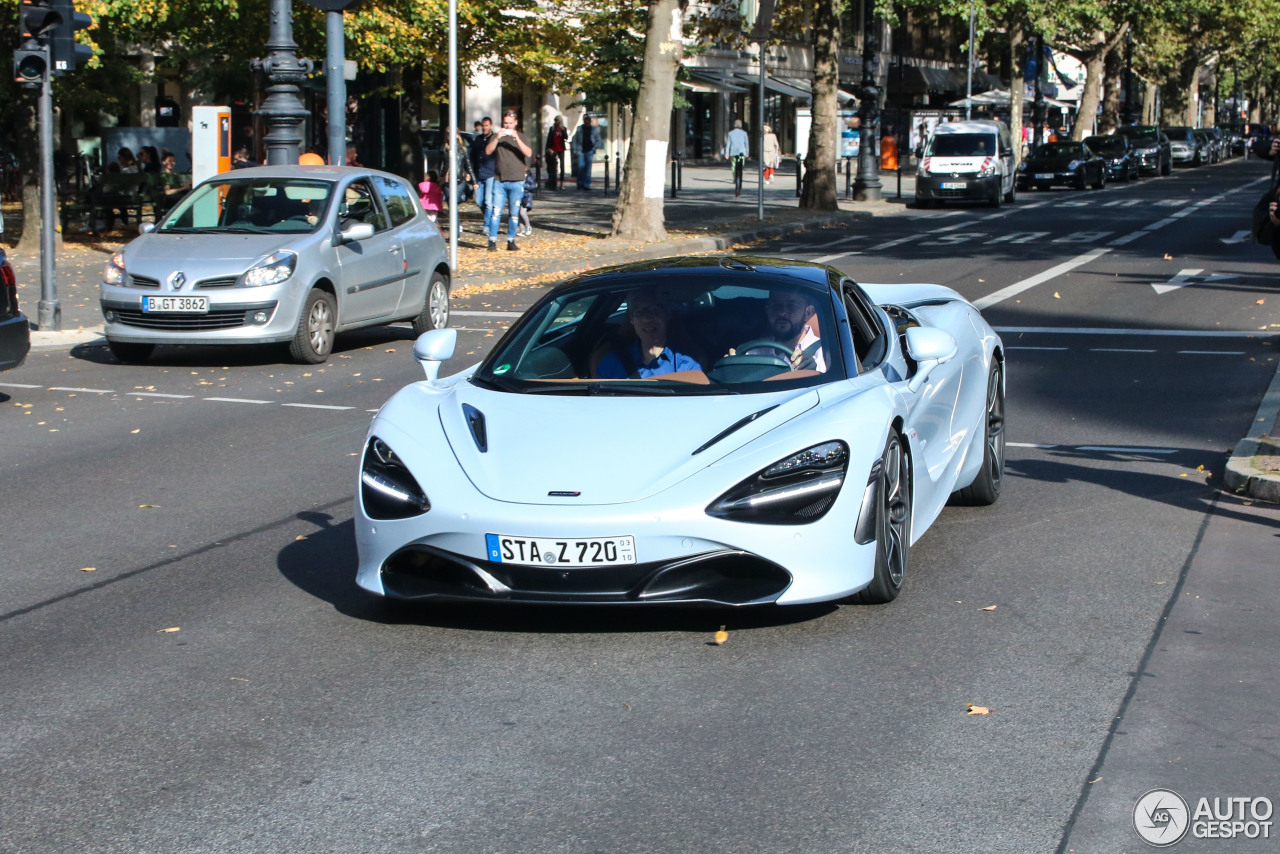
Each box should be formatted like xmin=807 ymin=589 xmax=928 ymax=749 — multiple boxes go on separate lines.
xmin=339 ymin=222 xmax=375 ymax=244
xmin=413 ymin=328 xmax=457 ymax=381
xmin=905 ymin=327 xmax=957 ymax=393
xmin=138 ymin=222 xmax=156 ymax=236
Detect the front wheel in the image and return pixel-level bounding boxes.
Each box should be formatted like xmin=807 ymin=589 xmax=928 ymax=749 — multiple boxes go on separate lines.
xmin=1004 ymin=179 xmax=1016 ymax=204
xmin=107 ymin=340 xmax=155 ymax=364
xmin=412 ymin=271 xmax=450 ymax=335
xmin=951 ymin=360 xmax=1006 ymax=506
xmin=849 ymin=431 xmax=912 ymax=605
xmin=1091 ymin=168 xmax=1105 ymax=190
xmin=289 ymin=288 xmax=337 ymax=364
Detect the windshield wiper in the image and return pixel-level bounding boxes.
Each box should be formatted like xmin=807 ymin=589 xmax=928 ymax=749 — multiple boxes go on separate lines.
xmin=470 ymin=374 xmax=521 ymax=393
xmin=157 ymin=227 xmax=199 ymax=234
xmin=217 ymin=226 xmax=273 ymax=234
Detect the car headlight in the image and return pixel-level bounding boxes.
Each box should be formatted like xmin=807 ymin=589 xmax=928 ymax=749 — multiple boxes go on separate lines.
xmin=241 ymin=250 xmax=298 ymax=287
xmin=978 ymin=163 xmax=998 ymax=177
xmin=1141 ymin=146 xmax=1159 ymax=155
xmin=1017 ymin=162 xmax=1028 ymax=172
xmin=104 ymin=252 xmax=126 ymax=286
xmin=361 ymin=437 xmax=430 ymax=519
xmin=707 ymin=440 xmax=848 ymax=525
xmin=1067 ymin=160 xmax=1084 ymax=171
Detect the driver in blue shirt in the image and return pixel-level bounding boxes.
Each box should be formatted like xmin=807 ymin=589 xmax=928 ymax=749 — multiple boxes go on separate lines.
xmin=595 ymin=290 xmax=701 ymax=379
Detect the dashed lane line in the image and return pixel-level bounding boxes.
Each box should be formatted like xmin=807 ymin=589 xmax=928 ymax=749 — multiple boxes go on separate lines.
xmin=201 ymin=397 xmax=273 ymax=405
xmin=972 ymin=248 xmax=1111 ymax=309
xmin=130 ymin=392 xmax=193 ymax=399
xmin=1008 ymin=442 xmax=1179 ymax=454
xmin=994 ymin=326 xmax=1280 ymax=338
xmin=282 ymin=403 xmax=356 ymax=411
xmin=49 ymin=387 xmax=113 ymax=394
xmin=452 ymin=310 xmax=522 ymax=318
xmin=1088 ymin=347 xmax=1158 ymax=353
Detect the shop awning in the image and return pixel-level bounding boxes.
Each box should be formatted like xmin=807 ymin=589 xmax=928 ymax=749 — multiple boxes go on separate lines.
xmin=730 ymin=73 xmax=813 ymax=100
xmin=685 ymin=69 xmax=749 ymax=94
xmin=897 ymin=65 xmax=966 ymax=94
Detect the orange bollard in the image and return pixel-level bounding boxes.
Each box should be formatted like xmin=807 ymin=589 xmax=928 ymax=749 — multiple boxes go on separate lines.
xmin=880 ymin=135 xmax=899 ymax=170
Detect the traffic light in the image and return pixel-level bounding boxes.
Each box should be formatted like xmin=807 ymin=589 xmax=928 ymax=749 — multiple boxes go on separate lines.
xmin=49 ymin=0 xmax=92 ymax=75
xmin=18 ymin=0 xmax=59 ymax=40
xmin=13 ymin=43 xmax=47 ymax=87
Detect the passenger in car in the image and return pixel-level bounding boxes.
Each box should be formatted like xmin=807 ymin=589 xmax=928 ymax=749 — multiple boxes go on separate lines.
xmin=741 ymin=286 xmax=826 ymax=372
xmin=595 ymin=290 xmax=701 ymax=379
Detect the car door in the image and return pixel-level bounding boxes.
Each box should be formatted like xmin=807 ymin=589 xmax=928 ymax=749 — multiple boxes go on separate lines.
xmin=368 ymin=174 xmax=434 ymax=317
xmin=997 ymin=126 xmax=1014 ymax=196
xmin=334 ymin=177 xmax=405 ymax=324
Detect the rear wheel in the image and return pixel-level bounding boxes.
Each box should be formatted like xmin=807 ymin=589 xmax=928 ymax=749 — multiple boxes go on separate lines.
xmin=1004 ymin=178 xmax=1016 ymax=204
xmin=289 ymin=288 xmax=336 ymax=364
xmin=412 ymin=271 xmax=450 ymax=335
xmin=107 ymin=340 xmax=154 ymax=364
xmin=952 ymin=361 xmax=1006 ymax=506
xmin=850 ymin=431 xmax=912 ymax=605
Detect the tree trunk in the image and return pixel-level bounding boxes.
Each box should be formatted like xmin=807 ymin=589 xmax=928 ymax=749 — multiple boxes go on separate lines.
xmin=15 ymin=95 xmax=44 ymax=256
xmin=1008 ymin=25 xmax=1025 ymax=165
xmin=610 ymin=0 xmax=684 ymax=242
xmin=800 ymin=0 xmax=839 ymax=210
xmin=1099 ymin=45 xmax=1123 ymax=134
xmin=400 ymin=64 xmax=424 ymax=183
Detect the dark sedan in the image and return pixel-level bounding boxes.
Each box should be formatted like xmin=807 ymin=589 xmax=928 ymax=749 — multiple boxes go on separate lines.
xmin=1017 ymin=141 xmax=1107 ymax=191
xmin=1084 ymin=134 xmax=1140 ymax=182
xmin=0 ymin=249 xmax=30 ymax=372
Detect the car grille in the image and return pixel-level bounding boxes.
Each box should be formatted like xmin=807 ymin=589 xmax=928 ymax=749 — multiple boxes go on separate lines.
xmin=935 ymin=187 xmax=973 ymax=198
xmin=128 ymin=274 xmax=160 ymax=288
xmin=195 ymin=276 xmax=239 ymax=289
xmin=113 ymin=308 xmax=251 ymax=330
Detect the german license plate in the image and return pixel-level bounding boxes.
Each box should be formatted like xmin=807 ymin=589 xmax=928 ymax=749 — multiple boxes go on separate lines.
xmin=1035 ymin=173 xmax=1055 ymax=180
xmin=940 ymin=181 xmax=966 ymax=189
xmin=486 ymin=534 xmax=637 ymax=567
xmin=143 ymin=296 xmax=208 ymax=313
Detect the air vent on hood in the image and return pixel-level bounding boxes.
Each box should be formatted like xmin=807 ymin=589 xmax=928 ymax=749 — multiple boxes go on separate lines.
xmin=692 ymin=404 xmax=780 ymax=455
xmin=463 ymin=404 xmax=487 ymax=452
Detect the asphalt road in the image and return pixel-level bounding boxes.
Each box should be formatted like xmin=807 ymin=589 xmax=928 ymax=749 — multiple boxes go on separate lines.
xmin=3 ymin=157 xmax=1279 ymax=853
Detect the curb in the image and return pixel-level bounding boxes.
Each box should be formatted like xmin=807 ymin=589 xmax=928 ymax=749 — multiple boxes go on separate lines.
xmin=1224 ymin=357 xmax=1280 ymax=503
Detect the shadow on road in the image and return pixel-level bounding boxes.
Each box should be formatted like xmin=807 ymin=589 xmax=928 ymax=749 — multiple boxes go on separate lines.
xmin=276 ymin=511 xmax=837 ymax=634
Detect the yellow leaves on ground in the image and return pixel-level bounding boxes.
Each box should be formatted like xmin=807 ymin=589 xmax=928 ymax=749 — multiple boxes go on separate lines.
xmin=713 ymin=625 xmax=728 ymax=645
xmin=980 ymin=604 xmax=997 ymax=611
xmin=157 ymin=626 xmax=180 ymax=633
xmin=967 ymin=703 xmax=991 ymax=715
xmin=79 ymin=567 xmax=96 ymax=572
xmin=139 ymin=504 xmax=158 ymax=508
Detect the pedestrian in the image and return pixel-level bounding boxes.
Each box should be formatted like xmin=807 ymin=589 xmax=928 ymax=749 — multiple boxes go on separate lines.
xmin=418 ymin=170 xmax=444 ymax=222
xmin=762 ymin=123 xmax=780 ymax=184
xmin=722 ymin=118 xmax=750 ymax=196
xmin=138 ymin=145 xmax=161 ymax=174
xmin=469 ymin=117 xmax=497 ymax=236
xmin=345 ymin=143 xmax=361 ymax=167
xmin=484 ymin=110 xmax=533 ymax=251
xmin=518 ymin=170 xmax=536 ymax=236
xmin=573 ymin=116 xmax=601 ymax=190
xmin=473 ymin=120 xmax=482 ymax=135
xmin=545 ymin=115 xmax=568 ymax=190
xmin=441 ymin=127 xmax=472 ymax=202
xmin=232 ymin=146 xmax=259 ymax=169
xmin=117 ymin=147 xmax=140 ymax=174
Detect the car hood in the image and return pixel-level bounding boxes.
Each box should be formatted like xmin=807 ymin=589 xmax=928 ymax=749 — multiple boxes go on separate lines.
xmin=1026 ymin=155 xmax=1084 ymax=170
xmin=435 ymin=383 xmax=821 ymax=505
xmin=125 ymin=233 xmax=305 ymax=266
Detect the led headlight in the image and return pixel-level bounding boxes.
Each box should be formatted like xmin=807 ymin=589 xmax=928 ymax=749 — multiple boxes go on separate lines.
xmin=241 ymin=250 xmax=298 ymax=287
xmin=104 ymin=252 xmax=126 ymax=286
xmin=1141 ymin=146 xmax=1159 ymax=155
xmin=361 ymin=437 xmax=430 ymax=519
xmin=707 ymin=440 xmax=848 ymax=525
xmin=1067 ymin=160 xmax=1084 ymax=171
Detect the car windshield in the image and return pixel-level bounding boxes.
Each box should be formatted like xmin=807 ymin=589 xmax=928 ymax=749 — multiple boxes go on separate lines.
xmin=158 ymin=178 xmax=334 ymax=234
xmin=1165 ymin=127 xmax=1195 ymax=141
xmin=1119 ymin=127 xmax=1159 ymax=145
xmin=925 ymin=133 xmax=995 ymax=157
xmin=473 ymin=274 xmax=845 ymax=395
xmin=1086 ymin=136 xmax=1126 ymax=153
xmin=1035 ymin=142 xmax=1084 ymax=158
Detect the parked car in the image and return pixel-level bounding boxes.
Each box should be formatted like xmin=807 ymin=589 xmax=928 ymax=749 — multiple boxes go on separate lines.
xmin=355 ymin=256 xmax=1007 ymax=607
xmin=1165 ymin=127 xmax=1206 ymax=166
xmin=1084 ymin=134 xmax=1141 ymax=182
xmin=1194 ymin=129 xmax=1219 ymax=164
xmin=914 ymin=119 xmax=1018 ymax=208
xmin=1116 ymin=125 xmax=1173 ymax=175
xmin=0 ymin=248 xmax=30 ymax=372
xmin=1016 ymin=140 xmax=1107 ymax=190
xmin=99 ymin=165 xmax=452 ymax=364
xmin=1205 ymin=127 xmax=1230 ymax=160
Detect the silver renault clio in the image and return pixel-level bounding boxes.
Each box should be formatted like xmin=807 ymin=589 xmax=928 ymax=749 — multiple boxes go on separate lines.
xmin=99 ymin=165 xmax=450 ymax=364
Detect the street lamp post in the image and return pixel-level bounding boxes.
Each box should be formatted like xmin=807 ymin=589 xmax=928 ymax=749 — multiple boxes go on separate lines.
xmin=1121 ymin=29 xmax=1133 ymax=125
xmin=852 ymin=0 xmax=881 ymax=201
xmin=251 ymin=0 xmax=313 ymax=166
xmin=1032 ymin=34 xmax=1045 ymax=150
xmin=964 ymin=0 xmax=975 ymax=120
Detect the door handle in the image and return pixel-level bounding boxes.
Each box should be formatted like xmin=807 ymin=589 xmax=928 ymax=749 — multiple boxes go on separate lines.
xmin=389 ymin=244 xmax=402 ymax=253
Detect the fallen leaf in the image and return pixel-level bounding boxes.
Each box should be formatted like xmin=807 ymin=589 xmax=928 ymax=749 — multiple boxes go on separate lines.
xmin=1164 ymin=253 xmax=1173 ymax=260
xmin=139 ymin=504 xmax=158 ymax=508
xmin=1088 ymin=776 xmax=1102 ymax=784
xmin=980 ymin=604 xmax=997 ymax=611
xmin=79 ymin=566 xmax=96 ymax=572
xmin=230 ymin=677 xmax=250 ymax=682
xmin=1179 ymin=473 xmax=1188 ymax=478
xmin=713 ymin=625 xmax=728 ymax=645
xmin=1053 ymin=292 xmax=1061 ymax=299
xmin=1257 ymin=299 xmax=1266 ymax=305
xmin=130 ymin=429 xmax=140 ymax=434
xmin=967 ymin=704 xmax=991 ymax=715
xmin=295 ymin=535 xmax=307 ymax=541
xmin=1196 ymin=464 xmax=1205 ymax=472
xmin=158 ymin=626 xmax=181 ymax=633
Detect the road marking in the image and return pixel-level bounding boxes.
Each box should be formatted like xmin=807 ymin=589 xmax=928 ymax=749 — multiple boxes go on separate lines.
xmin=870 ymin=236 xmax=914 ymax=251
xmin=202 ymin=397 xmax=272 ymax=404
xmin=994 ymin=326 xmax=1279 ymax=338
xmin=451 ymin=310 xmax=522 ymax=318
xmin=1008 ymin=442 xmax=1058 ymax=449
xmin=130 ymin=392 xmax=193 ymax=399
xmin=1151 ymin=269 xmax=1239 ymax=295
xmin=1008 ymin=441 xmax=1179 ymax=454
xmin=1107 ymin=231 xmax=1146 ymax=246
xmin=50 ymin=386 xmax=113 ymax=394
xmin=972 ymin=248 xmax=1110 ymax=309
xmin=0 ymin=382 xmax=42 ymax=389
xmin=1220 ymin=230 xmax=1251 ymax=244
xmin=1088 ymin=347 xmax=1158 ymax=353
xmin=1176 ymin=350 xmax=1246 ymax=355
xmin=281 ymin=403 xmax=356 ymax=411
xmin=1005 ymin=346 xmax=1069 ymax=351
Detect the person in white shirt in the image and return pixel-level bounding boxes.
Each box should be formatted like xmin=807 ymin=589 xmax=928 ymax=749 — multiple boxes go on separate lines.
xmin=745 ymin=286 xmax=826 ymax=372
xmin=722 ymin=118 xmax=750 ymax=196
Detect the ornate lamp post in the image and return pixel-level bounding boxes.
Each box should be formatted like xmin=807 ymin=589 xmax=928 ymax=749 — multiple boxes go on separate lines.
xmin=251 ymin=0 xmax=313 ymax=166
xmin=853 ymin=0 xmax=881 ymax=201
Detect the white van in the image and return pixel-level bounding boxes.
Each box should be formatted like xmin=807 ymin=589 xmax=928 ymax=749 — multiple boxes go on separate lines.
xmin=915 ymin=120 xmax=1017 ymax=207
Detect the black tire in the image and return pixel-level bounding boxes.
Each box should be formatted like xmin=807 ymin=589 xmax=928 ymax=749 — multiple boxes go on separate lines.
xmin=1091 ymin=168 xmax=1105 ymax=190
xmin=289 ymin=288 xmax=337 ymax=364
xmin=1161 ymin=158 xmax=1172 ymax=177
xmin=412 ymin=271 xmax=450 ymax=335
xmin=1076 ymin=172 xmax=1087 ymax=191
xmin=989 ymin=186 xmax=1002 ymax=208
xmin=951 ymin=360 xmax=1006 ymax=506
xmin=915 ymin=197 xmax=933 ymax=209
xmin=850 ymin=431 xmax=912 ymax=605
xmin=107 ymin=340 xmax=155 ymax=364
xmin=1004 ymin=179 xmax=1016 ymax=204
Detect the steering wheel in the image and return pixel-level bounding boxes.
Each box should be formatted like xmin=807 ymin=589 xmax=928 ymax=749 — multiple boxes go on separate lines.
xmin=733 ymin=338 xmax=794 ymax=360
xmin=707 ymin=338 xmax=793 ymax=384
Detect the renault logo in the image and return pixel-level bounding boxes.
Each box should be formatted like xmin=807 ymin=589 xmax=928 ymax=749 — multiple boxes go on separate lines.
xmin=170 ymin=272 xmax=187 ymax=290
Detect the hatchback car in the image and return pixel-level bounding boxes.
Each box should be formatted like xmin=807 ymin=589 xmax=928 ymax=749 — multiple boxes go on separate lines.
xmin=0 ymin=249 xmax=30 ymax=372
xmin=1084 ymin=134 xmax=1140 ymax=182
xmin=99 ymin=165 xmax=451 ymax=364
xmin=1116 ymin=125 xmax=1172 ymax=175
xmin=1017 ymin=140 xmax=1107 ymax=190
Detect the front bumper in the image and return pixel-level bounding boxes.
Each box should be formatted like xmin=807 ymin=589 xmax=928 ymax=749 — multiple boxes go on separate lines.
xmin=0 ymin=311 xmax=30 ymax=371
xmin=100 ymin=280 xmax=301 ymax=345
xmin=1017 ymin=168 xmax=1082 ymax=187
xmin=914 ymin=173 xmax=1001 ymax=202
xmin=1103 ymin=159 xmax=1130 ymax=177
xmin=1170 ymin=148 xmax=1196 ymax=164
xmin=1135 ymin=151 xmax=1163 ymax=173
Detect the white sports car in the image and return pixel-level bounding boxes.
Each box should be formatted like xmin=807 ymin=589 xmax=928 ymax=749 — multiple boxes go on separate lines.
xmin=354 ymin=256 xmax=1005 ymax=607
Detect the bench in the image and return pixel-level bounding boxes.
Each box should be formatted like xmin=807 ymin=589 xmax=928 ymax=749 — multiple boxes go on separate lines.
xmin=60 ymin=172 xmax=192 ymax=233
